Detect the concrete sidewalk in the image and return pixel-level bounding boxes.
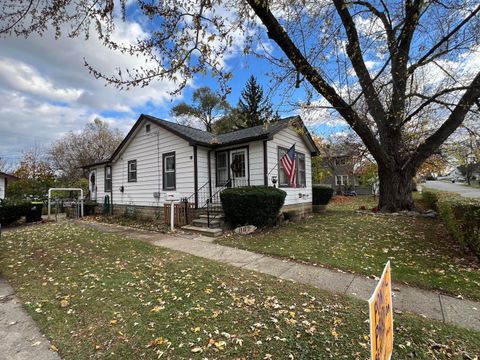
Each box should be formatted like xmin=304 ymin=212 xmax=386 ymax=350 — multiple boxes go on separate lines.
xmin=0 ymin=278 xmax=60 ymax=360
xmin=80 ymin=221 xmax=480 ymax=331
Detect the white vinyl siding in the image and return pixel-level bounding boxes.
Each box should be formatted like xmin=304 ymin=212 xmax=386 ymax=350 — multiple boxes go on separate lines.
xmin=267 ymin=126 xmax=312 ymax=206
xmin=196 ymin=146 xmax=210 ymax=188
xmin=0 ymin=177 xmax=5 ymax=199
xmin=109 ymin=121 xmax=195 ymax=206
xmin=248 ymin=141 xmax=264 ymax=186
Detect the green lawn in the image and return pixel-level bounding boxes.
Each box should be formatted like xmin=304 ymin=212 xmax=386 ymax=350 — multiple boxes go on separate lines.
xmin=217 ymin=195 xmax=480 ymax=300
xmin=1 ymin=224 xmax=479 ymax=359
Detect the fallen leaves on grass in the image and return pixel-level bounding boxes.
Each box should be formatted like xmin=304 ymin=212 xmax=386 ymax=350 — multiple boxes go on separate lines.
xmin=1 ymin=223 xmax=479 ymax=359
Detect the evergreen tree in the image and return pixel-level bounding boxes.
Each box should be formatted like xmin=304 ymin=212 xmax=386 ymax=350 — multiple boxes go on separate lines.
xmin=237 ymin=76 xmax=277 ymax=128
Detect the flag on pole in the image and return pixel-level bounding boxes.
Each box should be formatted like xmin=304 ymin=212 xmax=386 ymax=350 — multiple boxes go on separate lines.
xmin=281 ymin=144 xmax=297 ymax=187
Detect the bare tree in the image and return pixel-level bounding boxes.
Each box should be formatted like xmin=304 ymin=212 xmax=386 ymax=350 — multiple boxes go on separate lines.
xmin=0 ymin=157 xmax=13 ymax=173
xmin=2 ymin=0 xmax=480 ymax=211
xmin=48 ymin=118 xmax=123 ymax=181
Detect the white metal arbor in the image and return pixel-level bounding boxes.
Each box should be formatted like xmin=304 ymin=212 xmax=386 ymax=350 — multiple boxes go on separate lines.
xmin=47 ymin=188 xmax=84 ymax=219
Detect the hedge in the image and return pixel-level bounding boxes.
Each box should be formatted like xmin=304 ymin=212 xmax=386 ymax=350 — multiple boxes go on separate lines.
xmin=0 ymin=200 xmax=31 ymax=226
xmin=220 ymin=186 xmax=286 ymax=228
xmin=422 ymin=189 xmax=480 ymax=259
xmin=312 ymin=185 xmax=334 ymax=205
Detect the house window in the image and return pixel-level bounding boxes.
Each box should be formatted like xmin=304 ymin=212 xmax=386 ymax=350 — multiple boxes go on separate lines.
xmin=104 ymin=166 xmax=112 ymax=192
xmin=278 ymin=147 xmax=305 ymax=188
xmin=128 ymin=160 xmax=137 ymax=182
xmin=216 ymin=151 xmax=229 ymax=186
xmin=297 ymin=153 xmax=306 ymax=187
xmin=335 ymin=175 xmax=349 ymax=186
xmin=278 ymin=147 xmax=290 ymax=187
xmin=146 ymin=124 xmax=151 ymax=133
xmin=163 ymin=152 xmax=176 ymax=190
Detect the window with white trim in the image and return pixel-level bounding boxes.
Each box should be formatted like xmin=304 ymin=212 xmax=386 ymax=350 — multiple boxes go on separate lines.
xmin=163 ymin=152 xmax=176 ymax=190
xmin=105 ymin=166 xmax=112 ymax=191
xmin=128 ymin=160 xmax=137 ymax=182
xmin=297 ymin=153 xmax=306 ymax=187
xmin=335 ymin=175 xmax=349 ymax=186
xmin=216 ymin=151 xmax=229 ymax=186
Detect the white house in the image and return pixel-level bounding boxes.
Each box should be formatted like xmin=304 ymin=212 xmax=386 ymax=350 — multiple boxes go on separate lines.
xmin=0 ymin=171 xmax=16 ymax=200
xmin=85 ymin=114 xmax=319 ymax=232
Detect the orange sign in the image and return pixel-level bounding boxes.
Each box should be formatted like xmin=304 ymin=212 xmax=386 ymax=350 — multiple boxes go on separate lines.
xmin=369 ymin=261 xmax=393 ymax=360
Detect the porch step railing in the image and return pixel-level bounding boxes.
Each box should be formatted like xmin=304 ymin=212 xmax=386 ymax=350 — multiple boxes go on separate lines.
xmin=183 ymin=178 xmax=249 ymax=228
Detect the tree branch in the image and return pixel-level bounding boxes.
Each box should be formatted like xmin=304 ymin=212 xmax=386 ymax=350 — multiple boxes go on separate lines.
xmin=400 ymin=85 xmax=479 ymax=127
xmin=333 ymin=0 xmax=388 ymax=129
xmin=0 ymin=0 xmax=33 ymax=34
xmin=407 ymin=4 xmax=480 ymax=76
xmin=410 ymin=71 xmax=480 ymax=169
xmin=246 ymin=0 xmax=386 ymax=164
xmin=389 ymin=0 xmax=423 ymax=123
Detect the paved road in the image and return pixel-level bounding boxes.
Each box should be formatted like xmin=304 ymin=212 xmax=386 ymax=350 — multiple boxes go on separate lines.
xmin=423 ymin=180 xmax=480 ymax=198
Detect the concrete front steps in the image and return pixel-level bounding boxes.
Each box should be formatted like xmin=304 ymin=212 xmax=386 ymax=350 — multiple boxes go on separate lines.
xmin=181 ymin=211 xmax=225 ymax=238
xmin=181 ymin=225 xmax=223 ymax=237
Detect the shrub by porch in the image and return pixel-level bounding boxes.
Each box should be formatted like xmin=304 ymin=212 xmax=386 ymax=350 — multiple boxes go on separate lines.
xmin=220 ymin=186 xmax=286 ymax=228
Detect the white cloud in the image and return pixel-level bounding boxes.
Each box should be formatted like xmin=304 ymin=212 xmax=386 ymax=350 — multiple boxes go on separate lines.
xmin=0 ymin=58 xmax=83 ymax=102
xmin=0 ymin=19 xmax=186 ymax=162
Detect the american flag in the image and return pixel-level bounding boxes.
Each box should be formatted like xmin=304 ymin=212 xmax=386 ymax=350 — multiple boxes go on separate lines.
xmin=281 ymin=144 xmax=297 ymax=187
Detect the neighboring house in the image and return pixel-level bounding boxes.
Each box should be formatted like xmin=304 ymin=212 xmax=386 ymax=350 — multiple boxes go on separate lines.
xmin=323 ymin=152 xmax=359 ymax=190
xmin=85 ymin=114 xmax=319 ymax=231
xmin=0 ymin=171 xmax=17 ymax=200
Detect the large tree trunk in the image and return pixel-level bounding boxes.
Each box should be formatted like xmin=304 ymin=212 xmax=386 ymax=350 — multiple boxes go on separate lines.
xmin=378 ymin=165 xmax=415 ymax=212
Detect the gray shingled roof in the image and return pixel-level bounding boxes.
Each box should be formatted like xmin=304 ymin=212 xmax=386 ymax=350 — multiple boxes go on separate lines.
xmin=143 ymin=115 xmax=216 ymax=145
xmin=144 ymin=114 xmax=295 ymax=146
xmin=86 ymin=114 xmax=318 ymax=168
xmin=216 ymin=117 xmax=295 ymax=144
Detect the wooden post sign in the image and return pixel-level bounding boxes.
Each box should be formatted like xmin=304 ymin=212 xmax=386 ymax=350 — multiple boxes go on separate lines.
xmin=369 ymin=261 xmax=393 ymax=360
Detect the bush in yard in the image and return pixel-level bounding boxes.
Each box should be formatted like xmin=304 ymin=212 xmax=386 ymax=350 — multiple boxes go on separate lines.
xmin=422 ymin=189 xmax=480 ymax=259
xmin=220 ymin=186 xmax=286 ymax=228
xmin=421 ymin=190 xmax=439 ymax=210
xmin=312 ymin=185 xmax=334 ymax=205
xmin=0 ymin=200 xmax=31 ymax=226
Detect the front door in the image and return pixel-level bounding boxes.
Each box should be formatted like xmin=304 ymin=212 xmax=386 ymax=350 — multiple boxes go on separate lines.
xmin=230 ymin=148 xmax=248 ymax=187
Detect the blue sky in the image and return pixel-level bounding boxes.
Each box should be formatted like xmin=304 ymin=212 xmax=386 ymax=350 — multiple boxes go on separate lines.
xmin=0 ymin=3 xmax=348 ymax=166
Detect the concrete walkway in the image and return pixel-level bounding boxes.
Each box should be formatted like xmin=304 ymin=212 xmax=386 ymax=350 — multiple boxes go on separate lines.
xmin=78 ymin=221 xmax=480 ymax=332
xmin=0 ymin=278 xmax=60 ymax=360
xmin=424 ymin=180 xmax=480 ymax=198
